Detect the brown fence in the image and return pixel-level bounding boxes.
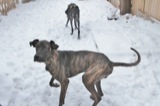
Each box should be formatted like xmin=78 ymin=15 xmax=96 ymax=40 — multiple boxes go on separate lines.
xmin=0 ymin=0 xmax=33 ymax=15
xmin=108 ymin=0 xmax=160 ymax=21
xmin=108 ymin=0 xmax=131 ymax=15
xmin=131 ymin=0 xmax=160 ymax=21
xmin=0 ymin=0 xmax=19 ymax=15
xmin=108 ymin=0 xmax=120 ymax=8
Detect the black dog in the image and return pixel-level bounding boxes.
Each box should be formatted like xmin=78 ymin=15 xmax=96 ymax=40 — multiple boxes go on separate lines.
xmin=65 ymin=3 xmax=80 ymax=39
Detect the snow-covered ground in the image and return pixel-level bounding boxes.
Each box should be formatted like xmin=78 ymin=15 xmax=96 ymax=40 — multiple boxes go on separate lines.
xmin=0 ymin=0 xmax=160 ymax=106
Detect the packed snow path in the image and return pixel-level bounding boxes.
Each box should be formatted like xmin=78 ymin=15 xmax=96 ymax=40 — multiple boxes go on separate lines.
xmin=0 ymin=0 xmax=160 ymax=106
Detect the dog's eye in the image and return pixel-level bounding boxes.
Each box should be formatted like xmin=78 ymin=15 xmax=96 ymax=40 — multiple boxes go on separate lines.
xmin=36 ymin=44 xmax=40 ymax=49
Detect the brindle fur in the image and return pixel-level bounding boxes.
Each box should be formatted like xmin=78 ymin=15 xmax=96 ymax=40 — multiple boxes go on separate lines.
xmin=30 ymin=39 xmax=141 ymax=106
xmin=65 ymin=3 xmax=80 ymax=39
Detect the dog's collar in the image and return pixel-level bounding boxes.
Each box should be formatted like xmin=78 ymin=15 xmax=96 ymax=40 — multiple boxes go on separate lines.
xmin=46 ymin=51 xmax=58 ymax=65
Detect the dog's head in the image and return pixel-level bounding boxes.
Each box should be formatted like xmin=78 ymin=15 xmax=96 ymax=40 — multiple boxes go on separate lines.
xmin=30 ymin=39 xmax=59 ymax=62
xmin=65 ymin=3 xmax=77 ymax=15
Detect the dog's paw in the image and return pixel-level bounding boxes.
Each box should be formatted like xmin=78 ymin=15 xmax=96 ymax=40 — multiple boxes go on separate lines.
xmin=54 ymin=83 xmax=60 ymax=87
xmin=90 ymin=95 xmax=95 ymax=100
xmin=50 ymin=82 xmax=60 ymax=87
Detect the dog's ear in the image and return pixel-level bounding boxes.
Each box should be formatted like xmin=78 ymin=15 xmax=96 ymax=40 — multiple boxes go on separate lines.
xmin=50 ymin=40 xmax=59 ymax=50
xmin=30 ymin=39 xmax=39 ymax=47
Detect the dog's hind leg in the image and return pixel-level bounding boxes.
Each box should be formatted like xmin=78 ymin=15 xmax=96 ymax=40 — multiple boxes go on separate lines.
xmin=74 ymin=19 xmax=78 ymax=29
xmin=96 ymin=81 xmax=104 ymax=97
xmin=82 ymin=73 xmax=101 ymax=106
xmin=90 ymin=81 xmax=104 ymax=100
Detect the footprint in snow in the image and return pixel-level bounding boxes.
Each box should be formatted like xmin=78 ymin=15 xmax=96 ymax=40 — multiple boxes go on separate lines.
xmin=13 ymin=77 xmax=23 ymax=90
xmin=6 ymin=61 xmax=15 ymax=67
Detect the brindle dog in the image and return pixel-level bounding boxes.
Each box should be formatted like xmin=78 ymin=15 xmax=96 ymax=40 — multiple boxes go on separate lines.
xmin=30 ymin=39 xmax=141 ymax=106
xmin=65 ymin=3 xmax=80 ymax=39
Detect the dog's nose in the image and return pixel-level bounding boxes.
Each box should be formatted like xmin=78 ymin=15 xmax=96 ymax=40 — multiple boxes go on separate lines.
xmin=34 ymin=55 xmax=39 ymax=62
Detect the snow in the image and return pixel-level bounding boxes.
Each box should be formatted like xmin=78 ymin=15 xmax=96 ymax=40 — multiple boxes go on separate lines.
xmin=0 ymin=0 xmax=160 ymax=106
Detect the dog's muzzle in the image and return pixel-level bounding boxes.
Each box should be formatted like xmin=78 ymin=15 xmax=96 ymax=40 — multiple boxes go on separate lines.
xmin=34 ymin=55 xmax=45 ymax=62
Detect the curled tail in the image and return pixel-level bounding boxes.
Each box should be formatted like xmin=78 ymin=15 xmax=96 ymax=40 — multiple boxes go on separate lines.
xmin=112 ymin=48 xmax=141 ymax=67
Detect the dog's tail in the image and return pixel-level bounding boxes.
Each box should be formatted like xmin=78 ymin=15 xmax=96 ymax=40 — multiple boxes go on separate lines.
xmin=112 ymin=48 xmax=141 ymax=67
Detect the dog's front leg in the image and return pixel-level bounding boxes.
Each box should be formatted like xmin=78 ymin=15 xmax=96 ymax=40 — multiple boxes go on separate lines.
xmin=59 ymin=79 xmax=69 ymax=106
xmin=66 ymin=18 xmax=69 ymax=27
xmin=77 ymin=19 xmax=80 ymax=39
xmin=70 ymin=19 xmax=74 ymax=35
xmin=49 ymin=77 xmax=60 ymax=87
